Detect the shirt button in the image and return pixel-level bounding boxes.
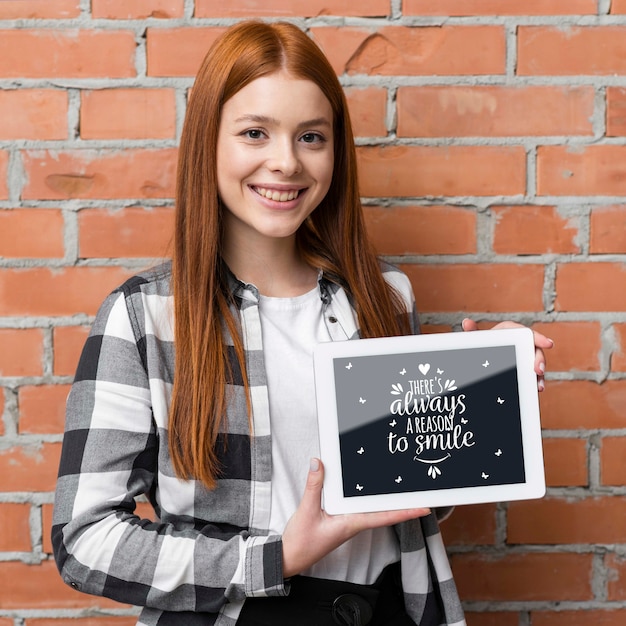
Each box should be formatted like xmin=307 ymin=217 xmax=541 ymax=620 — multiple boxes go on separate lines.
xmin=328 ymin=316 xmax=338 ymax=323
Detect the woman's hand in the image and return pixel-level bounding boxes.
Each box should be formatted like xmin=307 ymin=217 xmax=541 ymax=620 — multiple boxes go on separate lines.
xmin=281 ymin=458 xmax=429 ymax=578
xmin=461 ymin=318 xmax=553 ymax=392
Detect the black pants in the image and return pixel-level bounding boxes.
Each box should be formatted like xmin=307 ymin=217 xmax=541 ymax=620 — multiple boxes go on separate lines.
xmin=237 ymin=562 xmax=418 ymax=626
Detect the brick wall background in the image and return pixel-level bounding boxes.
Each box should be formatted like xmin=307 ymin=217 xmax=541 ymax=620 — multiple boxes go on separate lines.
xmin=1 ymin=0 xmax=626 ymax=624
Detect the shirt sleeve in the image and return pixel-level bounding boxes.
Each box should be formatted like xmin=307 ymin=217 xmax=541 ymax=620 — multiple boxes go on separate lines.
xmin=380 ymin=262 xmax=421 ymax=335
xmin=51 ymin=287 xmax=286 ymax=613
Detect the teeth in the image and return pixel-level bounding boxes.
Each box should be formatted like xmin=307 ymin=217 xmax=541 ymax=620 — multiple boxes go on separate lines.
xmin=256 ymin=187 xmax=300 ymax=202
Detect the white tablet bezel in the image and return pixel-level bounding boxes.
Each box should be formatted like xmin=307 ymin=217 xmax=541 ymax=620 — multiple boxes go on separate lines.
xmin=313 ymin=327 xmax=545 ymax=515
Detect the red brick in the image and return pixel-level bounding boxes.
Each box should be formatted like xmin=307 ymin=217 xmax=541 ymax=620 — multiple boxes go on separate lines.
xmin=0 ymin=329 xmax=44 ymax=377
xmin=398 ymin=86 xmax=593 ymax=138
xmin=607 ymin=553 xmax=626 ymax=600
xmin=612 ymin=0 xmax=626 ymax=12
xmin=518 ymin=27 xmax=626 ymax=76
xmin=539 ymin=381 xmax=626 ymax=430
xmin=542 ymin=437 xmax=588 ymax=487
xmin=531 ymin=321 xmax=601 ymax=373
xmin=611 ymin=323 xmax=626 ymax=372
xmin=590 ymin=206 xmax=626 ymax=254
xmin=440 ymin=503 xmax=497 ymax=546
xmin=465 ymin=614 xmax=519 ymax=626
xmin=538 ymin=146 xmax=626 ymax=196
xmin=364 ymin=205 xmax=476 ymax=256
xmin=0 ymin=443 xmax=61 ymax=492
xmin=600 ymin=437 xmax=626 ymax=486
xmin=22 ymin=149 xmax=177 ymax=200
xmin=92 ymin=0 xmax=184 ymax=18
xmin=78 ymin=207 xmax=174 ymax=258
xmin=0 ymin=151 xmax=8 ymax=200
xmin=311 ymin=26 xmax=505 ymax=76
xmin=401 ymin=263 xmax=544 ymax=313
xmin=0 ymin=561 xmax=126 ymax=609
xmin=0 ymin=267 xmax=133 ymax=317
xmin=0 ymin=503 xmax=31 ymax=552
xmin=53 ymin=326 xmax=90 ymax=377
xmin=80 ymin=89 xmax=176 ymax=140
xmin=135 ymin=500 xmax=157 ymax=521
xmin=421 ymin=324 xmax=453 ymax=334
xmin=357 ymin=146 xmax=526 ymax=198
xmin=195 ymin=0 xmax=389 ymax=17
xmin=607 ymin=88 xmax=626 ymax=137
xmin=146 ymin=27 xmax=225 ymax=77
xmin=493 ymin=205 xmax=580 ymax=255
xmin=532 ymin=610 xmax=626 ymax=626
xmin=556 ymin=263 xmax=626 ymax=312
xmin=0 ymin=0 xmax=80 ymax=18
xmin=18 ymin=385 xmax=71 ymax=435
xmin=0 ymin=30 xmax=136 ymax=79
xmin=0 ymin=90 xmax=67 ymax=140
xmin=451 ymin=552 xmax=593 ymax=601
xmin=0 ymin=209 xmax=65 ymax=259
xmin=345 ymin=87 xmax=387 ymax=138
xmin=509 ymin=497 xmax=626 ymax=544
xmin=404 ymin=0 xmax=596 ymax=15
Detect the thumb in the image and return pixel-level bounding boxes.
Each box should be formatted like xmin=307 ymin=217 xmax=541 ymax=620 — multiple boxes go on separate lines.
xmin=462 ymin=318 xmax=478 ymax=332
xmin=301 ymin=457 xmax=324 ymax=513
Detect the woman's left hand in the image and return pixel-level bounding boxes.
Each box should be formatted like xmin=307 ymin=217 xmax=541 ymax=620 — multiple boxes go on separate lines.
xmin=461 ymin=318 xmax=553 ymax=392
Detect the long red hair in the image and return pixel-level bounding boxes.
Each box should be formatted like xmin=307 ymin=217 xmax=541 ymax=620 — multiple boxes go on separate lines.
xmin=171 ymin=21 xmax=411 ymax=489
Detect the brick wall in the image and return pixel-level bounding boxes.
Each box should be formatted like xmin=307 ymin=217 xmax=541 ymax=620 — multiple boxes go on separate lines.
xmin=0 ymin=0 xmax=625 ymax=624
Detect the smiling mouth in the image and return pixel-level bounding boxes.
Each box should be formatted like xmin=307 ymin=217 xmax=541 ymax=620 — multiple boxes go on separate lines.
xmin=253 ymin=186 xmax=302 ymax=202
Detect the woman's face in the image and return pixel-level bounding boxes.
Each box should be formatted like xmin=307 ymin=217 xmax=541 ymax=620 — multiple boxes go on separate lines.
xmin=216 ymin=70 xmax=334 ymax=250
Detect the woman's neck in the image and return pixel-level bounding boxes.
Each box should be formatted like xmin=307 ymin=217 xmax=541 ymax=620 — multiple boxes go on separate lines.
xmin=222 ymin=238 xmax=317 ymax=297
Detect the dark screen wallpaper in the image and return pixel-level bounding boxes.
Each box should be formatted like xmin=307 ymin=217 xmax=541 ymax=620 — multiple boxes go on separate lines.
xmin=332 ymin=345 xmax=526 ymax=497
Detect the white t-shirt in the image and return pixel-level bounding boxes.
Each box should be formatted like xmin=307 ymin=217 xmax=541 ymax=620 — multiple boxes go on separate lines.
xmin=259 ymin=286 xmax=400 ymax=584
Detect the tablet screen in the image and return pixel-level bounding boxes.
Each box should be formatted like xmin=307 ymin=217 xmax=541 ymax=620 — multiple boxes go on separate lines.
xmin=334 ymin=345 xmax=525 ymax=498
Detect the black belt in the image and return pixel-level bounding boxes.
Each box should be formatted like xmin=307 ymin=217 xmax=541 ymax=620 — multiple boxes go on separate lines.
xmin=237 ymin=562 xmax=414 ymax=626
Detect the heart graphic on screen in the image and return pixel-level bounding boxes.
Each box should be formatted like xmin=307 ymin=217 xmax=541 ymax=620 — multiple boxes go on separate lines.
xmin=418 ymin=363 xmax=431 ymax=375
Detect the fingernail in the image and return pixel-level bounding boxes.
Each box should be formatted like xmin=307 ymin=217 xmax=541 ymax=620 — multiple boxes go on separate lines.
xmin=310 ymin=458 xmax=320 ymax=472
xmin=539 ymin=362 xmax=545 ymax=373
xmin=538 ymin=379 xmax=545 ymax=392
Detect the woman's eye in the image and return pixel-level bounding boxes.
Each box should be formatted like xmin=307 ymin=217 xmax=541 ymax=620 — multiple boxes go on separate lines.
xmin=300 ymin=132 xmax=324 ymax=144
xmin=244 ymin=129 xmax=264 ymax=140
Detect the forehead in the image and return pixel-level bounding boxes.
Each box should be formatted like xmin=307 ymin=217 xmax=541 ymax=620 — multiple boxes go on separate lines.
xmin=221 ymin=70 xmax=333 ymax=123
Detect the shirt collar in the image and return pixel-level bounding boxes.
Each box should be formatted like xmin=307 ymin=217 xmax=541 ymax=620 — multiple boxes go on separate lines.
xmin=223 ymin=260 xmax=336 ymax=305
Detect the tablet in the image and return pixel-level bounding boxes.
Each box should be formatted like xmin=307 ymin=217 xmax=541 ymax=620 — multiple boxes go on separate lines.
xmin=313 ymin=327 xmax=545 ymax=514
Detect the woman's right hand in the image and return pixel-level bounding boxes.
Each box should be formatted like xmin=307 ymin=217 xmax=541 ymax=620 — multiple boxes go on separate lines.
xmin=281 ymin=458 xmax=431 ymax=578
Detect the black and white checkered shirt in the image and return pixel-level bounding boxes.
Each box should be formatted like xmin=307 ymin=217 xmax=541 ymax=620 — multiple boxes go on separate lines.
xmin=52 ymin=261 xmax=466 ymax=626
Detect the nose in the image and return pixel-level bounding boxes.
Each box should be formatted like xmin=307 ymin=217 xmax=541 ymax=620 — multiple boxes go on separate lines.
xmin=267 ymin=138 xmax=301 ymax=177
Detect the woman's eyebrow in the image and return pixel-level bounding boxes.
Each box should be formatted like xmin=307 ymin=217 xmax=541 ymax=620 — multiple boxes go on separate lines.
xmin=234 ymin=114 xmax=274 ymax=124
xmin=233 ymin=114 xmax=331 ymax=129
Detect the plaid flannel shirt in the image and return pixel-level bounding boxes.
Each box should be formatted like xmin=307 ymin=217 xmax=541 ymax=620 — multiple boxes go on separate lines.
xmin=52 ymin=261 xmax=466 ymax=626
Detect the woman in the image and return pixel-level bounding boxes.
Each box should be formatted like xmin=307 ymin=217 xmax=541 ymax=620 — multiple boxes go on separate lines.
xmin=52 ymin=20 xmax=551 ymax=626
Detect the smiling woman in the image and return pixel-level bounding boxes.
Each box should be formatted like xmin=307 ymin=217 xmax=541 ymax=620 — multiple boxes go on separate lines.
xmin=216 ymin=70 xmax=335 ymax=295
xmin=50 ymin=19 xmax=550 ymax=626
